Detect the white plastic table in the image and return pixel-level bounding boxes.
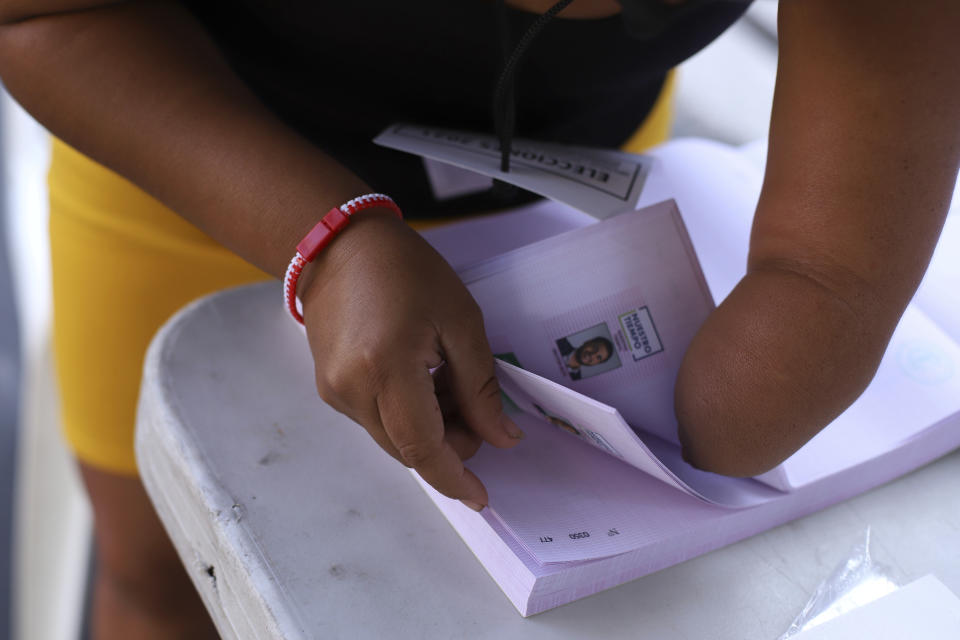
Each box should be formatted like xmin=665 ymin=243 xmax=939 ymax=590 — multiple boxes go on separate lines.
xmin=136 ymin=282 xmax=960 ymax=640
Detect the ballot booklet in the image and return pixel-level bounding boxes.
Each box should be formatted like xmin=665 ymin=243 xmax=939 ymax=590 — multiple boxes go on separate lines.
xmin=376 ymin=126 xmax=960 ymax=616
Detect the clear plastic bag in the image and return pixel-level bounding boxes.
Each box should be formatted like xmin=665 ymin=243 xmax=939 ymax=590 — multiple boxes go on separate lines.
xmin=780 ymin=527 xmax=902 ymax=638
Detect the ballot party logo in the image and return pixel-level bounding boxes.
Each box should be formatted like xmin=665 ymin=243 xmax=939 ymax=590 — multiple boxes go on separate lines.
xmin=618 ymin=307 xmax=663 ymax=362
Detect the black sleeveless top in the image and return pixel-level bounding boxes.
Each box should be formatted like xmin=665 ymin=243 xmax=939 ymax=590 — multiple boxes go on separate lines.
xmin=181 ymin=1 xmax=751 ymax=217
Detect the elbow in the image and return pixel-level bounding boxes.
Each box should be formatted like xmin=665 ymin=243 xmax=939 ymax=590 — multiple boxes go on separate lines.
xmin=0 ymin=8 xmax=47 ymax=69
xmin=674 ymin=357 xmax=791 ymax=477
xmin=672 ymin=319 xmax=815 ymax=479
xmin=0 ymin=2 xmax=123 ymax=27
xmin=0 ymin=9 xmax=26 ymax=27
xmin=673 ymin=268 xmax=889 ymax=478
xmin=672 ymin=333 xmax=844 ymax=479
xmin=0 ymin=6 xmax=52 ymax=28
xmin=676 ymin=414 xmax=787 ymax=478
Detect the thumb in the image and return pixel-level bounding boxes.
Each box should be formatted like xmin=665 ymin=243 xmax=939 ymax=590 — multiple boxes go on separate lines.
xmin=439 ymin=313 xmax=525 ymax=449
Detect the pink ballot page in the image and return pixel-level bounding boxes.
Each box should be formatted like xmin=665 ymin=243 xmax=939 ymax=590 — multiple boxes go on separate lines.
xmin=468 ymin=395 xmax=780 ymax=565
xmin=460 ymin=199 xmax=713 ymax=446
xmin=494 ymin=361 xmax=782 ymax=503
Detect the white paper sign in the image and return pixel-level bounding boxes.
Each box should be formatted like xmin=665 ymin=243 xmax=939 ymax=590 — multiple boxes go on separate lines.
xmin=421 ymin=157 xmax=494 ymax=200
xmin=374 ymin=123 xmax=652 ymax=219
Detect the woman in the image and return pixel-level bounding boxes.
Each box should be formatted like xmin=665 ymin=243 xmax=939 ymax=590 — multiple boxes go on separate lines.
xmin=0 ymin=1 xmax=957 ymax=637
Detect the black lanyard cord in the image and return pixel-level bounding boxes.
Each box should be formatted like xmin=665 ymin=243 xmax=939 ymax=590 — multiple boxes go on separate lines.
xmin=493 ymin=0 xmax=577 ymax=173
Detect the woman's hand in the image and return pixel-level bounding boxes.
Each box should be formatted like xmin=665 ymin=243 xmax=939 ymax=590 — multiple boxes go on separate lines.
xmin=298 ymin=210 xmax=524 ymax=509
xmin=0 ymin=1 xmax=527 ymax=510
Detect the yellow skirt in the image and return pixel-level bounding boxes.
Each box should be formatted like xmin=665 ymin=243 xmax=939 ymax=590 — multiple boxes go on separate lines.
xmin=50 ymin=73 xmax=675 ymax=475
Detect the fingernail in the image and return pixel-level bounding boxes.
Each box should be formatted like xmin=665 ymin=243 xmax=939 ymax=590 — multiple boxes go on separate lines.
xmin=461 ymin=499 xmax=485 ymax=512
xmin=502 ymin=415 xmax=525 ymax=439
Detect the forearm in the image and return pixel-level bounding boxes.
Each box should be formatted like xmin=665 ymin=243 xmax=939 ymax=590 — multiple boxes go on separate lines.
xmin=755 ymin=0 xmax=960 ymax=309
xmin=676 ymin=0 xmax=960 ymax=475
xmin=0 ymin=0 xmax=371 ymax=279
xmin=0 ymin=1 xmax=521 ymax=505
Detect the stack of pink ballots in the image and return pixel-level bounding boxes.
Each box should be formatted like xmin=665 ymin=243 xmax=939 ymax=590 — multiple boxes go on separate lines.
xmin=376 ymin=128 xmax=960 ymax=616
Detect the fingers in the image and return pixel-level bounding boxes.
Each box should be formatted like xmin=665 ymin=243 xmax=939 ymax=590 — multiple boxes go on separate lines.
xmin=300 ymin=220 xmax=502 ymax=509
xmin=317 ymin=354 xmax=483 ymax=481
xmin=354 ymin=413 xmax=405 ymax=465
xmin=377 ymin=365 xmax=488 ymax=505
xmin=435 ymin=369 xmax=494 ymax=460
xmin=443 ymin=422 xmax=483 ymax=461
xmin=314 ymin=366 xmax=407 ymax=464
xmin=439 ymin=310 xmax=524 ymax=449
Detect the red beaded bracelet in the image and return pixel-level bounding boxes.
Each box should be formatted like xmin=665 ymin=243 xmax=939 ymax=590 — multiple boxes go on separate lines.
xmin=283 ymin=193 xmax=403 ymax=324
